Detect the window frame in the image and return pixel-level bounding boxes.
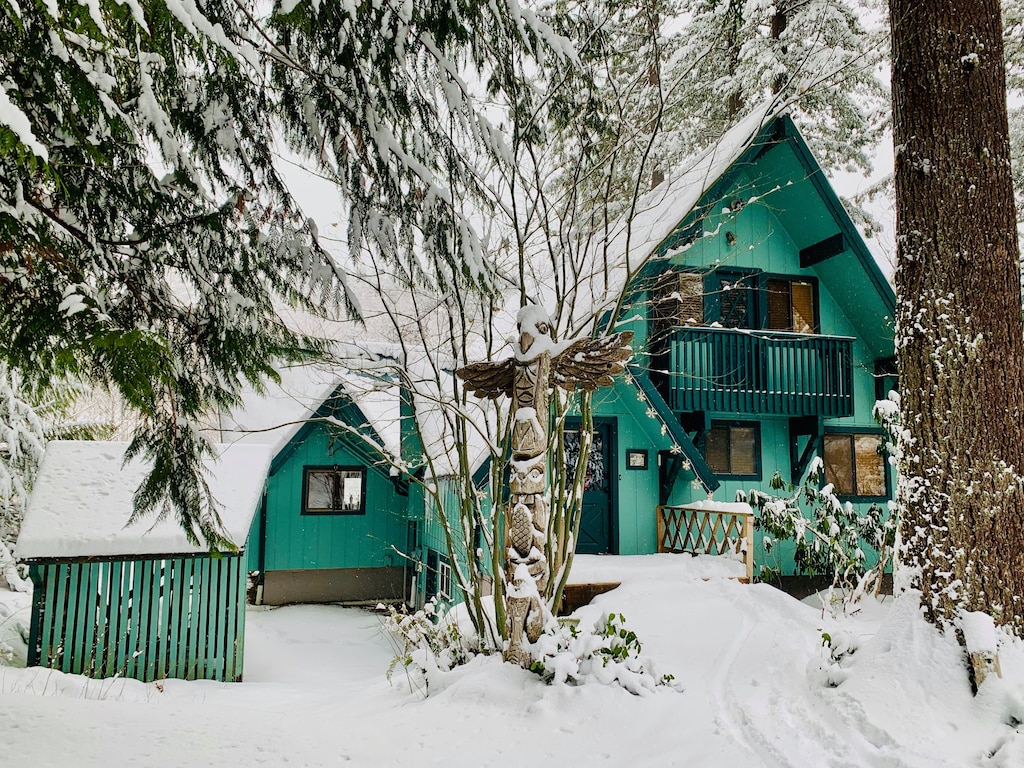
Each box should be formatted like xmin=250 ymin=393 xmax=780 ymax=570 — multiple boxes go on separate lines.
xmin=761 ymin=274 xmax=820 ymax=334
xmin=702 ymin=421 xmax=762 ymax=479
xmin=822 ymin=430 xmax=889 ymax=501
xmin=301 ymin=465 xmax=368 ymax=516
xmin=699 ymin=270 xmax=822 ymax=334
xmin=437 ymin=558 xmax=452 ymax=601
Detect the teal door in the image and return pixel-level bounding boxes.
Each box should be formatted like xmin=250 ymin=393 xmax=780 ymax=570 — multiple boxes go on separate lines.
xmin=565 ymin=419 xmax=616 ymax=554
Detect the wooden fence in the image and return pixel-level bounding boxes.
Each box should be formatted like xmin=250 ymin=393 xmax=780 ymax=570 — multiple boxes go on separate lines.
xmin=656 ymin=505 xmax=754 ymax=583
xmin=28 ymin=553 xmax=247 ymax=682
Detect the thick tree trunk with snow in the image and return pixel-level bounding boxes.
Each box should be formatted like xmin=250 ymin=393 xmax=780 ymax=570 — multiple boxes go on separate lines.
xmin=890 ymin=0 xmax=1024 ymax=633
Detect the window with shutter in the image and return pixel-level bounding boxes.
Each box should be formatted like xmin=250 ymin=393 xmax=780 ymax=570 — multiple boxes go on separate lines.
xmin=677 ymin=272 xmax=704 ymax=326
xmin=719 ymin=280 xmax=751 ymax=328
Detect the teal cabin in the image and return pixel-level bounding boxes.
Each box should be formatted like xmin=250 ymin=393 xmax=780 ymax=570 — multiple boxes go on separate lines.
xmin=221 ymin=109 xmax=897 ymax=604
xmin=221 ymin=351 xmax=486 ymax=608
xmin=16 ymin=441 xmax=271 ymax=682
xmin=567 ymin=108 xmax=897 ymax=576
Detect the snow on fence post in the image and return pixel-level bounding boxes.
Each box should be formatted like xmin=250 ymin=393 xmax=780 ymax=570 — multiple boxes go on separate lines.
xmin=15 ymin=441 xmax=270 ymax=683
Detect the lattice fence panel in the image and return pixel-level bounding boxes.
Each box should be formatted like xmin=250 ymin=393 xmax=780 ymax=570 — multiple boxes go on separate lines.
xmin=656 ymin=505 xmax=754 ymax=582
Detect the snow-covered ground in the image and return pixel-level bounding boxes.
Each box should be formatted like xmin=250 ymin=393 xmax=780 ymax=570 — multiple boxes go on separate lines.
xmin=1 ymin=556 xmax=1022 ymax=767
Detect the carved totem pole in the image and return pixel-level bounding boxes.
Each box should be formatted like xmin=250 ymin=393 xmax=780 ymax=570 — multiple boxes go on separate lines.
xmin=456 ymin=306 xmax=634 ymax=664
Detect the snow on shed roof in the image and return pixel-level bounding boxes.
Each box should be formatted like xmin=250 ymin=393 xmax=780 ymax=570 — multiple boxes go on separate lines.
xmin=218 ymin=341 xmax=494 ymax=478
xmin=219 ymin=342 xmax=404 ymax=459
xmin=16 ymin=441 xmax=272 ymax=561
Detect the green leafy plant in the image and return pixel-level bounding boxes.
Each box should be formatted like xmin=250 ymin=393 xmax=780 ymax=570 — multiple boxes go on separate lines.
xmin=748 ymin=460 xmax=895 ymax=608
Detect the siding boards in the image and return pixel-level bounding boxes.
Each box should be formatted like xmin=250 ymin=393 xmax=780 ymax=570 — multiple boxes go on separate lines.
xmin=262 ymin=424 xmax=406 ymax=573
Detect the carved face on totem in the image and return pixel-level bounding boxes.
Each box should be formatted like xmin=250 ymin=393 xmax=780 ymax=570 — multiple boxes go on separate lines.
xmin=509 ymin=454 xmax=546 ymax=495
xmin=519 ymin=318 xmax=549 ymax=356
xmin=515 ymin=305 xmax=554 ymax=360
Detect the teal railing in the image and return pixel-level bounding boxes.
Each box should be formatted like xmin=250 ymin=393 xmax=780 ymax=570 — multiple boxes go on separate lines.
xmin=667 ymin=327 xmax=854 ymax=417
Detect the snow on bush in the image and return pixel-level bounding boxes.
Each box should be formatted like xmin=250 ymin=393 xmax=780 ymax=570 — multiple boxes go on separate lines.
xmin=0 ymin=586 xmax=31 ymax=667
xmin=379 ymin=601 xmax=679 ymax=697
xmin=528 ymin=612 xmax=681 ymax=695
xmin=379 ymin=601 xmax=476 ymax=694
xmin=749 ymin=463 xmax=895 ymax=611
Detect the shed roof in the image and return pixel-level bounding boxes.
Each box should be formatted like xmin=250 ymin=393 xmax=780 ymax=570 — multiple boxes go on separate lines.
xmin=16 ymin=441 xmax=272 ymax=561
xmin=219 ymin=341 xmax=495 ymax=479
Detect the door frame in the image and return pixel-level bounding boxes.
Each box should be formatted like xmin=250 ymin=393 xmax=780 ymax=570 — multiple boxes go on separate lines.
xmin=564 ymin=416 xmax=619 ymax=555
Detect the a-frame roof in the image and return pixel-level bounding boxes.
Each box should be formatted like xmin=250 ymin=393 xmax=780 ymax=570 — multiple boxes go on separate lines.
xmin=653 ymin=113 xmax=896 ymax=359
xmin=566 ymin=103 xmax=896 ymax=360
xmin=570 ymin=104 xmax=897 ymax=493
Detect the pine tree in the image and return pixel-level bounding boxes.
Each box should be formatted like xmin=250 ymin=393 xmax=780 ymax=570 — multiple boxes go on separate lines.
xmin=890 ymin=0 xmax=1024 ymax=634
xmin=1002 ymin=0 xmax=1024 ymax=221
xmin=677 ymin=0 xmax=887 ymax=173
xmin=0 ymin=0 xmax=555 ymax=546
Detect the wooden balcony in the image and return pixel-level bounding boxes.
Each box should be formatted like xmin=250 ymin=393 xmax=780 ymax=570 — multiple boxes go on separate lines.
xmin=665 ymin=327 xmax=854 ymax=417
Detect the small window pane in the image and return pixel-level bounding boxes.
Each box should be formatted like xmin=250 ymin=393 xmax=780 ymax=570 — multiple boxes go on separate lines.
xmin=767 ymin=280 xmax=791 ymax=330
xmin=340 ymin=471 xmax=363 ymax=511
xmin=438 ymin=560 xmax=452 ymax=599
xmin=854 ymin=434 xmax=886 ymax=497
xmin=306 ymin=471 xmax=335 ymax=511
xmin=791 ymin=282 xmax=815 ymax=334
xmin=823 ymin=434 xmax=855 ymax=496
xmin=705 ymin=428 xmax=730 ymax=474
xmin=705 ymin=424 xmax=758 ymax=476
xmin=729 ymin=427 xmax=757 ymax=475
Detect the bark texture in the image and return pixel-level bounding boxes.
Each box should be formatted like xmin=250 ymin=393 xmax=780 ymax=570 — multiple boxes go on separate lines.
xmin=890 ymin=0 xmax=1024 ymax=632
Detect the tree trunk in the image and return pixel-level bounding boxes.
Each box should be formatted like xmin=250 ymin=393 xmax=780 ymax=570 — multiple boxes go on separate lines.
xmin=770 ymin=0 xmax=789 ymax=94
xmin=890 ymin=0 xmax=1024 ymax=633
xmin=725 ymin=0 xmax=745 ymax=118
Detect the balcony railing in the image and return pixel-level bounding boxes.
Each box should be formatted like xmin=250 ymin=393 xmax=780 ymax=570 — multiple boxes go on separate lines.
xmin=665 ymin=327 xmax=854 ymax=417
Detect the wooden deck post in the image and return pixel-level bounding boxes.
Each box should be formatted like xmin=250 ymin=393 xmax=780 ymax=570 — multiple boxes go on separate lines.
xmin=743 ymin=513 xmax=755 ymax=584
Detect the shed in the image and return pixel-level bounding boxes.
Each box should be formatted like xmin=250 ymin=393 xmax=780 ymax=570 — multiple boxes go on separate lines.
xmin=15 ymin=441 xmax=272 ymax=682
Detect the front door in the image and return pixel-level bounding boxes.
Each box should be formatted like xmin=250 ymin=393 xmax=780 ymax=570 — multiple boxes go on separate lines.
xmin=564 ymin=419 xmax=616 ymax=554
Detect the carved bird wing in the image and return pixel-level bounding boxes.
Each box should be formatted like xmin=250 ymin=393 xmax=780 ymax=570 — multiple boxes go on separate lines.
xmin=551 ymin=331 xmax=635 ymax=392
xmin=455 ymin=358 xmax=515 ymax=399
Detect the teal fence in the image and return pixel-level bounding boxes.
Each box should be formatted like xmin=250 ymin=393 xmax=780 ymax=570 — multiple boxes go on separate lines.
xmin=668 ymin=327 xmax=854 ymax=417
xmin=28 ymin=554 xmax=247 ymax=682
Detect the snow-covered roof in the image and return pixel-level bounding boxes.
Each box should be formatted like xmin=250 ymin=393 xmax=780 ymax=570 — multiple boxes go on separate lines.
xmin=15 ymin=441 xmax=272 ymax=560
xmin=218 ymin=341 xmax=494 ymax=479
xmin=218 ymin=341 xmax=403 ymax=459
xmin=560 ymin=101 xmax=783 ymax=334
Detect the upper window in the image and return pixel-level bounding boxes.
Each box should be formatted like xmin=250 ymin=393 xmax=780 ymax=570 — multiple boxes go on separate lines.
xmin=823 ymin=433 xmax=887 ymax=498
xmin=303 ymin=466 xmax=366 ymax=515
xmin=714 ymin=276 xmax=756 ymax=329
xmin=767 ymin=279 xmax=816 ymax=333
xmin=704 ymin=423 xmax=760 ymax=477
